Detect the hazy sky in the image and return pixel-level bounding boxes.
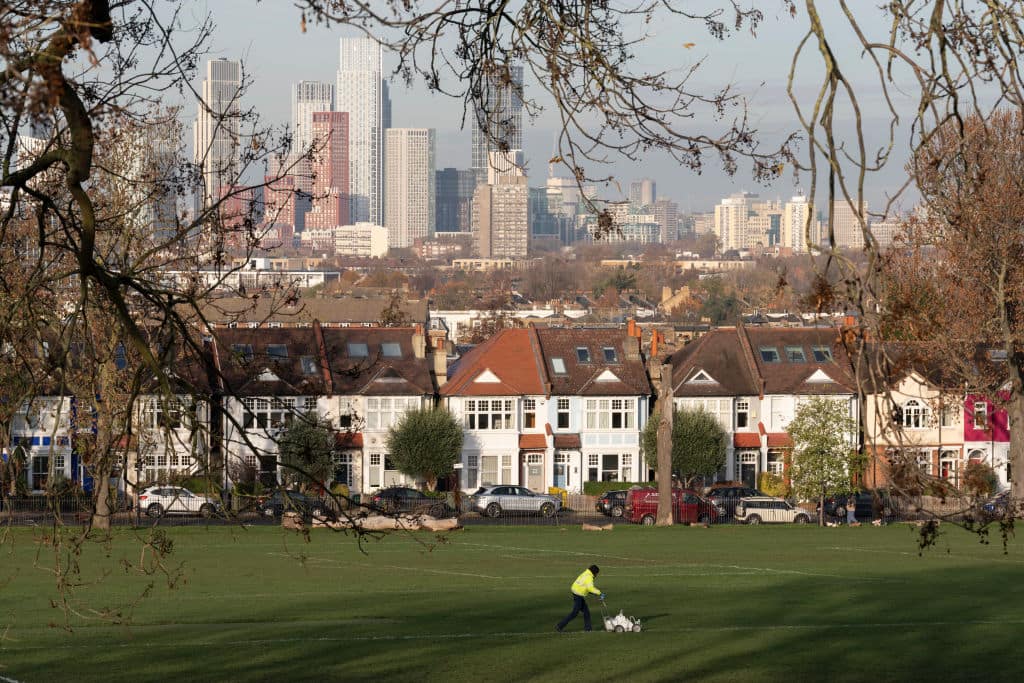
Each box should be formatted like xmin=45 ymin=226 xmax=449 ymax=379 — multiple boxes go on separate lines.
xmin=188 ymin=2 xmax=916 ymax=213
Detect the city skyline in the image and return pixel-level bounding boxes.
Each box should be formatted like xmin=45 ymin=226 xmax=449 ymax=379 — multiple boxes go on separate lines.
xmin=192 ymin=3 xmax=912 ymax=213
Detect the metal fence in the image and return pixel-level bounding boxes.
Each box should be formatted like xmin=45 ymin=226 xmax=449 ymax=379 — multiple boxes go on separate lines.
xmin=0 ymin=493 xmax=993 ymax=529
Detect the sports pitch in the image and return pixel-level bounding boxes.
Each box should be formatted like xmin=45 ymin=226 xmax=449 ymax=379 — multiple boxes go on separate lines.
xmin=1 ymin=522 xmax=1022 ymax=682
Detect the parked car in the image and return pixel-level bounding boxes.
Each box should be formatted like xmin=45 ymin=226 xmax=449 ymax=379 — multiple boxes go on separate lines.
xmin=624 ymin=487 xmax=722 ymax=525
xmin=981 ymin=491 xmax=1015 ymax=518
xmin=735 ymin=496 xmax=812 ymax=525
xmin=256 ymin=490 xmax=334 ymax=521
xmin=138 ymin=486 xmax=222 ymax=518
xmin=369 ymin=486 xmax=455 ymax=517
xmin=822 ymin=489 xmax=899 ymax=521
xmin=705 ymin=485 xmax=764 ymax=519
xmin=469 ymin=485 xmax=561 ymax=518
xmin=595 ymin=489 xmax=629 ymax=518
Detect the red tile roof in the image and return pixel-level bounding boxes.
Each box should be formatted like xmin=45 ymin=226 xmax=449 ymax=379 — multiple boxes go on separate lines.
xmin=553 ymin=434 xmax=581 ymax=449
xmin=519 ymin=434 xmax=547 ymax=449
xmin=734 ymin=432 xmax=761 ymax=448
xmin=766 ymin=433 xmax=794 ymax=447
xmin=335 ymin=432 xmax=364 ymax=448
xmin=440 ymin=329 xmax=546 ymax=396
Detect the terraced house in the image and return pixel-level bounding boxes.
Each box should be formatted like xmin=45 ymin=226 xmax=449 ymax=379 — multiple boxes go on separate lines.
xmin=441 ymin=326 xmax=653 ymax=493
xmin=215 ymin=324 xmax=444 ymax=495
xmin=667 ymin=325 xmax=860 ymax=489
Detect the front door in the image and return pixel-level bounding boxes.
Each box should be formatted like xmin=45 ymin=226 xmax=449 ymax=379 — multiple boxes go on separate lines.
xmin=741 ymin=464 xmax=756 ymax=489
xmin=553 ymin=454 xmax=568 ymax=488
xmin=526 ymin=453 xmax=544 ymax=491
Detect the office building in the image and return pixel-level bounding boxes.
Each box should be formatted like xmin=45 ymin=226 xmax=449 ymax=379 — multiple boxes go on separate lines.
xmin=629 ymin=178 xmax=656 ymax=208
xmin=435 ymin=168 xmax=475 ymax=233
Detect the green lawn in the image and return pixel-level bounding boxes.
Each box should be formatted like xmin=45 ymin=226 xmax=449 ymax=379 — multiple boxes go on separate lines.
xmin=1 ymin=522 xmax=1022 ymax=682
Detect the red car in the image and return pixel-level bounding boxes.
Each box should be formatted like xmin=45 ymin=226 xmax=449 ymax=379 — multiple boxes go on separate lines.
xmin=624 ymin=487 xmax=722 ymax=525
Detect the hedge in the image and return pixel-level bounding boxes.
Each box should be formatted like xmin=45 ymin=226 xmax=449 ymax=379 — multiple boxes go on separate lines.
xmin=582 ymin=481 xmax=656 ymax=496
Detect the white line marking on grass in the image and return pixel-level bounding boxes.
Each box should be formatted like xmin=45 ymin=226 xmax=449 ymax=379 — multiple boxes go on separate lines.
xmin=267 ymin=553 xmax=503 ymax=579
xmin=821 ymin=545 xmax=1024 ymax=563
xmin=458 ymin=542 xmax=657 ymax=563
xmin=9 ymin=618 xmax=1024 ymax=651
xmin=0 ymin=675 xmax=24 ymax=683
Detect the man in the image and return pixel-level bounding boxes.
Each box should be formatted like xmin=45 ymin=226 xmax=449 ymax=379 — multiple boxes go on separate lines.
xmin=556 ymin=564 xmax=604 ymax=632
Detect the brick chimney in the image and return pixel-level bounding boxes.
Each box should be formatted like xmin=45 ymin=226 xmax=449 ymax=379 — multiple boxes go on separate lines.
xmin=412 ymin=324 xmax=426 ymax=358
xmin=433 ymin=346 xmax=448 ymax=389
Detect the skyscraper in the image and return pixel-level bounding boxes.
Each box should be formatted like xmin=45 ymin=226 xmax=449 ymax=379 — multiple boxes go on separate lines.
xmin=304 ymin=111 xmax=349 ymax=230
xmin=435 ymin=168 xmax=476 ymax=232
xmin=336 ymin=37 xmax=390 ymax=224
xmin=291 ymin=81 xmax=335 ymax=156
xmin=652 ymin=198 xmax=679 ymax=243
xmin=782 ymin=195 xmax=812 ymax=252
xmin=288 ymin=81 xmax=334 ymax=194
xmin=471 ymin=64 xmax=524 ymax=187
xmin=384 ymin=128 xmax=436 ymax=249
xmin=193 ymin=58 xmax=242 ymax=210
xmin=629 ymin=178 xmax=657 ymax=208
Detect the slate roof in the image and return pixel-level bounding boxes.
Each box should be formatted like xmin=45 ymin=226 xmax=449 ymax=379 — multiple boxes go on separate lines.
xmin=669 ymin=325 xmax=857 ymax=398
xmin=441 ymin=326 xmax=653 ymax=398
xmin=197 ymin=295 xmax=429 ymax=326
xmin=535 ymin=328 xmax=652 ymax=397
xmin=213 ymin=325 xmax=434 ymax=398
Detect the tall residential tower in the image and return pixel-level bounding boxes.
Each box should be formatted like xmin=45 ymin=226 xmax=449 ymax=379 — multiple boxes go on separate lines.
xmin=193 ymin=58 xmax=242 ymax=209
xmin=336 ymin=37 xmax=391 ymax=224
xmin=384 ymin=128 xmax=436 ymax=249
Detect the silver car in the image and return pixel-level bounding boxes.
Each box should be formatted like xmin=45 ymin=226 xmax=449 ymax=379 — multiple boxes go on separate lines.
xmin=470 ymin=485 xmax=561 ymax=518
xmin=734 ymin=496 xmax=812 ymax=525
xmin=138 ymin=486 xmax=222 ymax=518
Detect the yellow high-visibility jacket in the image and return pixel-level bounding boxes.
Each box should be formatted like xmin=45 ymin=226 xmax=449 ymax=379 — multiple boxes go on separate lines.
xmin=570 ymin=569 xmax=601 ymax=597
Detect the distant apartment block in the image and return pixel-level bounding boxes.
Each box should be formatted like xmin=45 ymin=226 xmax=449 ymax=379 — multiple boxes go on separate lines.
xmin=304 ymin=111 xmax=349 ymax=230
xmin=299 ymin=222 xmax=388 ymax=257
xmin=472 ymin=175 xmax=529 ymax=258
xmin=384 ymin=128 xmax=436 ymax=249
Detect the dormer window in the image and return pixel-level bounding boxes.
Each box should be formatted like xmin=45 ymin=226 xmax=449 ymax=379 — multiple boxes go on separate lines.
xmin=812 ymin=346 xmax=832 ymax=362
xmin=347 ymin=342 xmax=368 ymax=358
xmin=603 ymin=347 xmax=618 ymax=363
xmin=381 ymin=342 xmax=402 ymax=358
xmin=785 ymin=346 xmax=806 ymax=363
xmin=266 ymin=344 xmax=288 ymax=359
xmin=576 ymin=347 xmax=591 ymax=363
xmin=759 ymin=347 xmax=780 ymax=363
xmin=300 ymin=356 xmax=318 ymax=375
xmin=231 ymin=344 xmax=254 ymax=363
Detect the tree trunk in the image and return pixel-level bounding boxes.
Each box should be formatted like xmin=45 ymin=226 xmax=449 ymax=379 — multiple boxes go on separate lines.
xmin=1008 ymin=377 xmax=1024 ymax=502
xmin=91 ymin=465 xmax=112 ymax=531
xmin=656 ymin=363 xmax=674 ymax=526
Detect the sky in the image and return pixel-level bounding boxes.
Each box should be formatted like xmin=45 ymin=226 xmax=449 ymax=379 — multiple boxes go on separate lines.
xmin=182 ymin=1 xmax=918 ymax=214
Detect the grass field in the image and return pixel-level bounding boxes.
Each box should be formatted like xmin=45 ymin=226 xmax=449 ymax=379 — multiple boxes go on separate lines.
xmin=1 ymin=522 xmax=1023 ymax=682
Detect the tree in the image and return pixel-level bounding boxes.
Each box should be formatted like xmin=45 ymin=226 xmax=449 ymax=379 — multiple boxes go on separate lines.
xmin=787 ymin=397 xmax=861 ymax=527
xmin=385 ymin=408 xmax=463 ymax=492
xmin=277 ymin=414 xmax=337 ymax=493
xmin=642 ymin=405 xmax=727 ymax=489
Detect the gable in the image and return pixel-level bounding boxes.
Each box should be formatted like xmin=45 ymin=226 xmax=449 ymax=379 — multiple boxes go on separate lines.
xmin=805 ymin=369 xmax=833 ymax=383
xmin=474 ymin=368 xmax=501 ymax=383
xmin=257 ymin=368 xmax=279 ymax=383
xmin=687 ymin=369 xmax=717 ymax=384
xmin=595 ymin=369 xmax=620 ymax=383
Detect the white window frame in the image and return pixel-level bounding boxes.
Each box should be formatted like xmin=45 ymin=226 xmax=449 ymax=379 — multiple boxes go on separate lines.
xmin=973 ymin=401 xmax=988 ymax=430
xmin=464 ymin=399 xmax=514 ymax=431
xmin=523 ymin=398 xmax=537 ymax=429
xmin=556 ymin=398 xmax=570 ymax=429
xmin=584 ymin=398 xmax=635 ymax=430
xmin=735 ymin=399 xmax=750 ymax=429
xmin=366 ymin=397 xmax=419 ymax=431
xmin=901 ymin=399 xmax=930 ymax=430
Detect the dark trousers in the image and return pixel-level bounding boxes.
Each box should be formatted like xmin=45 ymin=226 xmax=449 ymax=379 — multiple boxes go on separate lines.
xmin=557 ymin=593 xmax=592 ymax=631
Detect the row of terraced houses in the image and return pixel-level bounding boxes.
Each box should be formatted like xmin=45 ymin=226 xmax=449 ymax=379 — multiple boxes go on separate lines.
xmin=8 ymin=323 xmax=1013 ymax=497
